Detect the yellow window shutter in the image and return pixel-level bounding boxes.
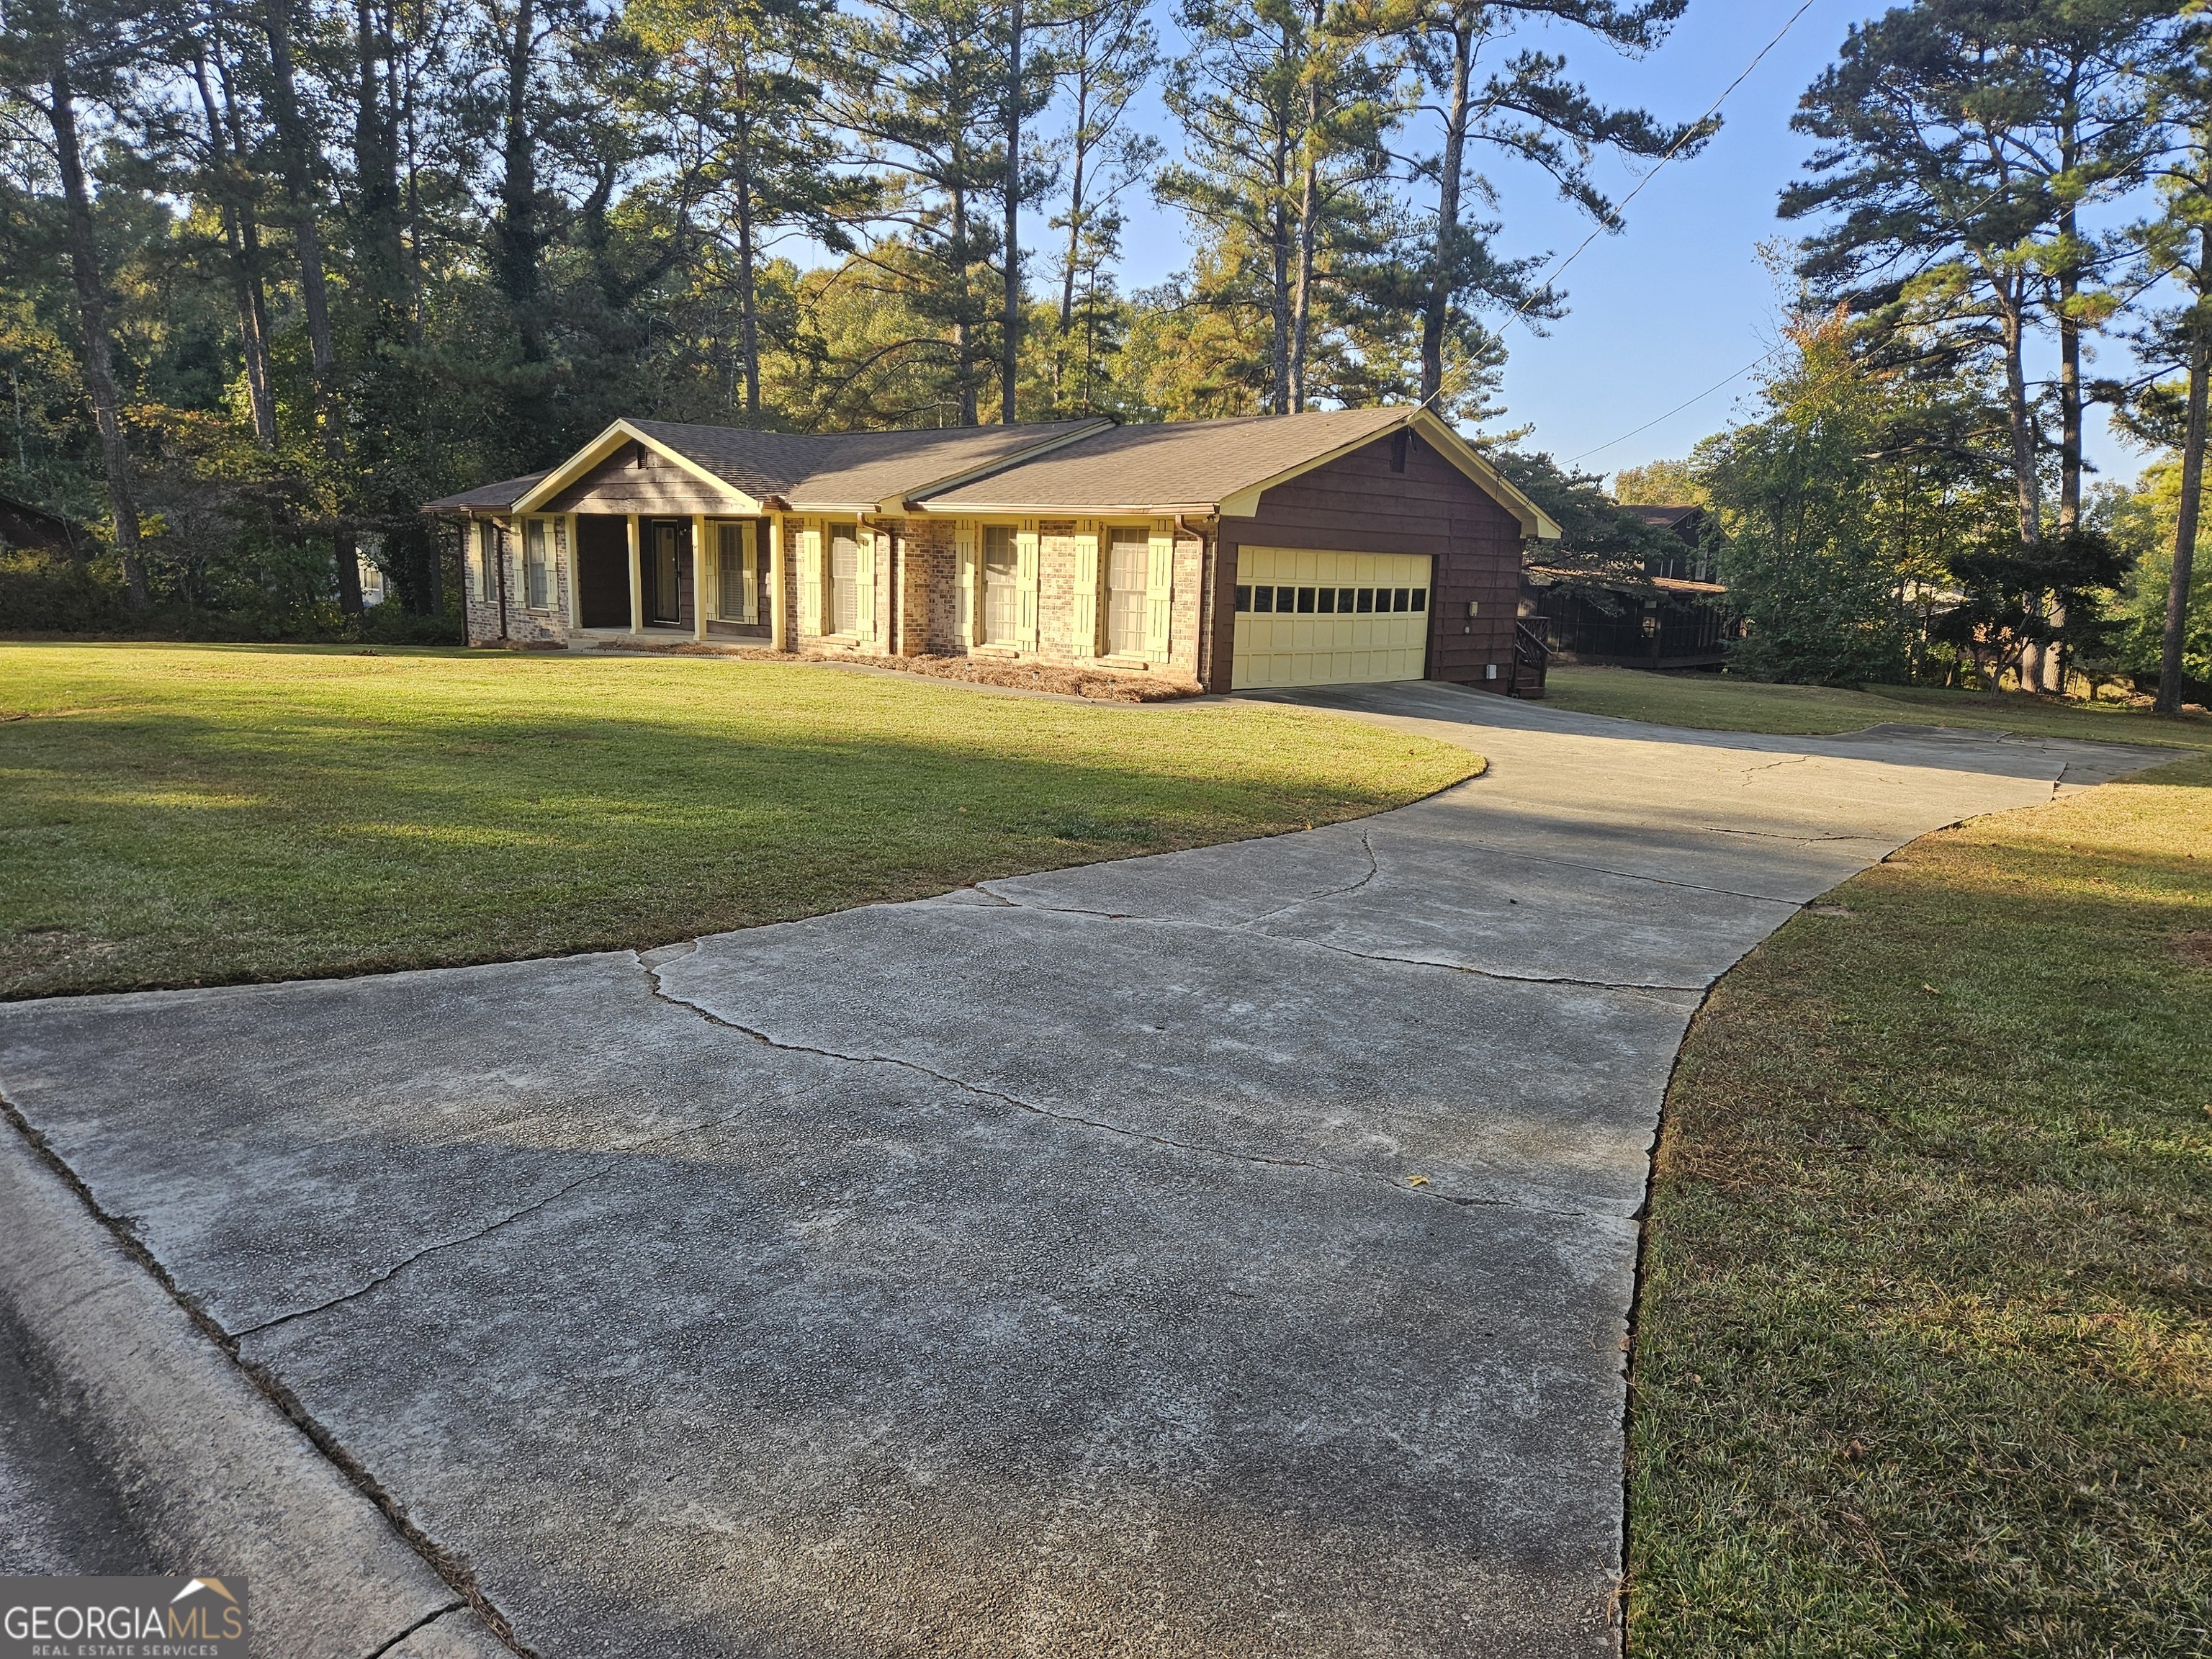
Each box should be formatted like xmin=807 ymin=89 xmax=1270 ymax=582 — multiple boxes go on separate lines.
xmin=856 ymin=528 xmax=878 ymax=644
xmin=798 ymin=520 xmax=822 ymax=636
xmin=1069 ymin=522 xmax=1100 ymax=660
xmin=745 ymin=522 xmax=761 ymax=624
xmin=1016 ymin=521 xmax=1040 ymax=652
xmin=956 ymin=521 xmax=978 ymax=649
xmin=1145 ymin=520 xmax=1174 ymax=660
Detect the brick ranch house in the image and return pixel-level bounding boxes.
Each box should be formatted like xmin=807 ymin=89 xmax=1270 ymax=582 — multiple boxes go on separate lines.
xmin=423 ymin=405 xmax=1563 ymax=696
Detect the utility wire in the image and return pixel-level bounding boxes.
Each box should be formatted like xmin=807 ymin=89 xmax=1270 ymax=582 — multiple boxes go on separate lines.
xmin=1565 ymin=348 xmax=1781 ymax=464
xmin=1509 ymin=0 xmax=1822 ymax=329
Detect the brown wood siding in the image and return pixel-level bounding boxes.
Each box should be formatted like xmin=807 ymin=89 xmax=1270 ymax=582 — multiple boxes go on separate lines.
xmin=1211 ymin=430 xmax=1527 ymax=692
xmin=545 ymin=442 xmax=750 ymax=516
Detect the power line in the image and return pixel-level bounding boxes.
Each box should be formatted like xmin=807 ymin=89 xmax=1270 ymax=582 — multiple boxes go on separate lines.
xmin=1509 ymin=0 xmax=1823 ymax=328
xmin=1565 ymin=348 xmax=1780 ymax=464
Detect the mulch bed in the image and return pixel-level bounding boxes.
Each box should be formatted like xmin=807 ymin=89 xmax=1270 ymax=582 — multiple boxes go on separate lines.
xmin=597 ymin=638 xmax=1200 ymax=703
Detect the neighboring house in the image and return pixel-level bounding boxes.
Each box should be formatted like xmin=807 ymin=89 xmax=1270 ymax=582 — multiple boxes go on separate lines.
xmin=1524 ymin=500 xmax=1737 ymax=670
xmin=0 ymin=493 xmax=84 ymax=557
xmin=423 ymin=406 xmax=1563 ymax=696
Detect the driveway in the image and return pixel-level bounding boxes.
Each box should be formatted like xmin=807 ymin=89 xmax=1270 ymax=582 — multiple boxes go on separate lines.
xmin=0 ymin=684 xmax=2166 ymax=1658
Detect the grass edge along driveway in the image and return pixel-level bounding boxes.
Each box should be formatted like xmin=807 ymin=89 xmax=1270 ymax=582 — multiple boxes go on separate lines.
xmin=1543 ymin=664 xmax=2212 ymax=754
xmin=0 ymin=644 xmax=1480 ymax=999
xmin=1627 ymin=752 xmax=2212 ymax=1657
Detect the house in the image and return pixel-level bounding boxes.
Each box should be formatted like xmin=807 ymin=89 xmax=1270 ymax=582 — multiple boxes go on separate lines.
xmin=0 ymin=493 xmax=84 ymax=557
xmin=423 ymin=406 xmax=1563 ymax=696
xmin=1524 ymin=500 xmax=1736 ymax=670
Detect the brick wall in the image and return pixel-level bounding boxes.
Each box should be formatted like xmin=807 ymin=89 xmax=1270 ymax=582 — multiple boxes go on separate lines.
xmin=463 ymin=518 xmax=570 ymax=647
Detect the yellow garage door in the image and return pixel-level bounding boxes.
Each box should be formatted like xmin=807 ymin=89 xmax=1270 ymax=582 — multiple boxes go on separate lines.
xmin=1231 ymin=548 xmax=1433 ymax=688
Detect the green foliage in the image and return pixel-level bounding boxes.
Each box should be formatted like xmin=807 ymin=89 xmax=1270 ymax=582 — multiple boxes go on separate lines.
xmin=1933 ymin=527 xmax=2134 ymax=688
xmin=2100 ymin=461 xmax=2212 ymax=689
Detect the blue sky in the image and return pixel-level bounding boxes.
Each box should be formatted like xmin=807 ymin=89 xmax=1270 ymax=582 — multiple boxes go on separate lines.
xmin=1111 ymin=0 xmax=2143 ymax=491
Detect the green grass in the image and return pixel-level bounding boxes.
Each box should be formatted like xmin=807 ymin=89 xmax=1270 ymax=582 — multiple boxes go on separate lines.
xmin=0 ymin=643 xmax=1479 ymax=998
xmin=1544 ymin=665 xmax=2212 ymax=752
xmin=1628 ymin=755 xmax=2212 ymax=1656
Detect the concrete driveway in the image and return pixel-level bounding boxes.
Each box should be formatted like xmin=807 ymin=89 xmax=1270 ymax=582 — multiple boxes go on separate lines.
xmin=0 ymin=684 xmax=2166 ymax=1658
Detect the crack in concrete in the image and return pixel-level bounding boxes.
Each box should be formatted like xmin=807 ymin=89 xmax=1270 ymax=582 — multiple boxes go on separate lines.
xmin=1740 ymin=755 xmax=1814 ymax=786
xmin=1693 ymin=825 xmax=1887 ymax=844
xmin=958 ymin=882 xmax=1709 ymax=999
xmin=227 ymin=1076 xmax=791 ymax=1340
xmin=228 ymin=1170 xmax=614 ymax=1340
xmin=632 ymin=953 xmax=1606 ymax=1221
xmin=366 ymin=1601 xmax=470 ymax=1659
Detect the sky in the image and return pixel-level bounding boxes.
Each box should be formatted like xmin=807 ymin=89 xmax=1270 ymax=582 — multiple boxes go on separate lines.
xmin=1110 ymin=0 xmax=2145 ymax=492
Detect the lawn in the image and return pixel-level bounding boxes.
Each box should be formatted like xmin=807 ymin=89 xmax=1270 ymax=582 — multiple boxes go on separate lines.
xmin=0 ymin=644 xmax=1479 ymax=998
xmin=1628 ymin=752 xmax=2212 ymax=1655
xmin=1544 ymin=664 xmax=2212 ymax=752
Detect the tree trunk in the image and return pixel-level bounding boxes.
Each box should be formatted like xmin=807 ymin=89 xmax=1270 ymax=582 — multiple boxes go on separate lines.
xmin=263 ymin=0 xmax=361 ymax=613
xmin=49 ymin=71 xmax=148 ymax=612
xmin=1289 ymin=125 xmax=1318 ymax=410
xmin=496 ymin=0 xmax=544 ymax=363
xmin=1061 ymin=43 xmax=1091 ymax=333
xmin=952 ymin=176 xmax=978 ymax=425
xmin=736 ymin=109 xmax=760 ymax=417
xmin=2158 ymin=230 xmax=2212 ymax=716
xmin=1997 ymin=282 xmax=2039 ymax=690
xmin=192 ymin=52 xmax=277 ymax=447
xmin=1000 ymin=0 xmax=1022 ymax=424
xmin=1420 ymin=18 xmax=1473 ymax=406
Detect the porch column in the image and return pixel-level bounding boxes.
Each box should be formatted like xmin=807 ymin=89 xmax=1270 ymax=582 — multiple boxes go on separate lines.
xmin=626 ymin=514 xmax=643 ymax=634
xmin=768 ymin=516 xmax=788 ymax=652
xmin=564 ymin=513 xmax=580 ymax=631
xmin=692 ymin=513 xmax=709 ymax=642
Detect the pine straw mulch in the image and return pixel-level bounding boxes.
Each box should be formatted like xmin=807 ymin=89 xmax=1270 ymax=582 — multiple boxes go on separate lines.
xmin=595 ymin=637 xmax=1200 ymax=703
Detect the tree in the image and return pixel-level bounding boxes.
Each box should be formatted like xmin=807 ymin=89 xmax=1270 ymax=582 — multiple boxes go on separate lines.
xmin=830 ymin=0 xmax=1020 ymax=423
xmin=1044 ymin=0 xmax=1156 ymax=414
xmin=2129 ymin=14 xmax=2212 ymax=714
xmin=1612 ymin=457 xmax=1701 ymax=504
xmin=1156 ymin=0 xmax=1402 ymax=414
xmin=0 ymin=0 xmax=182 ymax=612
xmin=1784 ymin=0 xmax=2167 ymax=689
xmin=1380 ymin=0 xmax=1701 ymax=408
xmin=627 ymin=0 xmax=858 ymax=419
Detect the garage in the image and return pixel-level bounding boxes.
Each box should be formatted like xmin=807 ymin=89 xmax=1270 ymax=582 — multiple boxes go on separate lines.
xmin=1231 ymin=547 xmax=1432 ymax=688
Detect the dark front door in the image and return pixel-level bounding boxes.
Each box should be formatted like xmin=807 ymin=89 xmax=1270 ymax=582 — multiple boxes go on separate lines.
xmin=646 ymin=520 xmax=687 ymax=626
xmin=576 ymin=516 xmax=629 ymax=629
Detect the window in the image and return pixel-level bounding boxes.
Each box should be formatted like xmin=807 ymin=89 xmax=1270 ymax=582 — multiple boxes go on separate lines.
xmin=1105 ymin=527 xmax=1149 ymax=656
xmin=716 ymin=521 xmax=753 ymax=623
xmin=523 ymin=519 xmax=552 ymax=609
xmin=475 ymin=521 xmax=500 ymax=601
xmin=982 ymin=524 xmax=1019 ymax=645
xmin=651 ymin=521 xmax=681 ymax=624
xmin=1235 ymin=585 xmax=1253 ymax=611
xmin=829 ymin=521 xmax=860 ymax=634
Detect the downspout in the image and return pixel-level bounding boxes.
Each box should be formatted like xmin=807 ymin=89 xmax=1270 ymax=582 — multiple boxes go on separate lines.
xmin=496 ymin=517 xmax=510 ymax=641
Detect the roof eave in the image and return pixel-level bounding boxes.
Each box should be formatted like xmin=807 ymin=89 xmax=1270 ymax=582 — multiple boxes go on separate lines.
xmin=511 ymin=419 xmax=766 ymax=516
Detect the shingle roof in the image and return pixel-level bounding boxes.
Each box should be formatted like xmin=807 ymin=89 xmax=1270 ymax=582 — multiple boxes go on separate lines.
xmin=917 ymin=407 xmax=1408 ymax=513
xmin=1620 ymin=503 xmax=1703 ymax=534
xmin=421 ymin=472 xmax=548 ymax=513
xmin=631 ymin=417 xmax=1111 ymax=511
